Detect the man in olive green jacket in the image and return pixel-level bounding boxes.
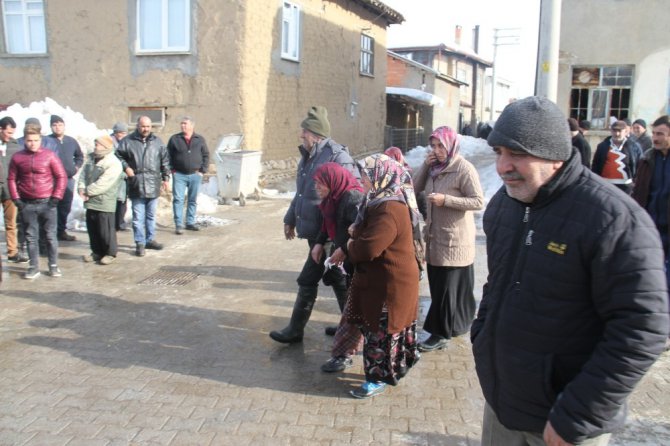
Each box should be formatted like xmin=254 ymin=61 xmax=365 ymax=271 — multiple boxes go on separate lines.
xmin=77 ymin=135 xmax=123 ymax=265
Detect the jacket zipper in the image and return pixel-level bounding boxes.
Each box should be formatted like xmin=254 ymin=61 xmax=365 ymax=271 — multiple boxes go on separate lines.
xmin=491 ymin=205 xmax=532 ymax=411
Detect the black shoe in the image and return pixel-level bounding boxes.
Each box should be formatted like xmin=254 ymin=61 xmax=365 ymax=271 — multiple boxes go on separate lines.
xmin=185 ymin=224 xmax=200 ymax=231
xmin=321 ymin=356 xmax=353 ymax=373
xmin=418 ymin=335 xmax=448 ymax=352
xmin=57 ymin=232 xmax=76 ymax=241
xmin=24 ymin=267 xmax=40 ymax=280
xmin=145 ymin=240 xmax=163 ymax=250
xmin=8 ymin=254 xmax=29 ymax=263
xmin=135 ymin=243 xmax=145 ymax=257
xmin=175 ymin=227 xmax=184 ymax=235
xmin=269 ymin=329 xmax=303 ymax=344
xmin=324 ymin=325 xmax=338 ymax=336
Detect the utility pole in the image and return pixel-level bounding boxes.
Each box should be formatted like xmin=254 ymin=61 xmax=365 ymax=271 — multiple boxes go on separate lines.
xmin=535 ymin=0 xmax=562 ymax=101
xmin=490 ymin=28 xmax=520 ymax=120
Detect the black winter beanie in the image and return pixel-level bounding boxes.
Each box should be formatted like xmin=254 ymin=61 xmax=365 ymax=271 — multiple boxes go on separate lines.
xmin=301 ymin=106 xmax=331 ymax=138
xmin=487 ymin=96 xmax=572 ymax=161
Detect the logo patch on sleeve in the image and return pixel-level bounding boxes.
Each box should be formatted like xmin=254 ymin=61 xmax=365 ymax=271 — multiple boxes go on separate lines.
xmin=547 ymin=241 xmax=567 ymax=255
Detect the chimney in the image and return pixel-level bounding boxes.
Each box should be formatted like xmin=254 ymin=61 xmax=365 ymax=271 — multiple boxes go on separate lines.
xmin=473 ymin=25 xmax=480 ymax=53
xmin=455 ymin=25 xmax=462 ymax=45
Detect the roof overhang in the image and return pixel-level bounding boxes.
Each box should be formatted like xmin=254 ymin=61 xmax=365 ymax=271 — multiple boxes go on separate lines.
xmin=386 ymin=87 xmax=444 ymax=106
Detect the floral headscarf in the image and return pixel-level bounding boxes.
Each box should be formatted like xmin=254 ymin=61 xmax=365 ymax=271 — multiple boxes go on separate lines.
xmin=356 ymin=154 xmax=420 ymax=227
xmin=384 ymin=146 xmax=410 ymax=169
xmin=429 ymin=126 xmax=460 ymax=178
xmin=313 ymin=162 xmax=363 ymax=239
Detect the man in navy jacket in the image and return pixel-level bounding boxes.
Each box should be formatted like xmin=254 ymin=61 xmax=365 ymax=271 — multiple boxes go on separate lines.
xmin=473 ymin=97 xmax=669 ymax=445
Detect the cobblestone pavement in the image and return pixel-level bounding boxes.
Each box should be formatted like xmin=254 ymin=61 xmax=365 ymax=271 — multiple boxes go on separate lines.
xmin=0 ymin=197 xmax=668 ymax=445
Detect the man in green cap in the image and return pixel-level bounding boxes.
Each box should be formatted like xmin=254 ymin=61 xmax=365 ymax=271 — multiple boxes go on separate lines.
xmin=270 ymin=106 xmax=360 ymax=344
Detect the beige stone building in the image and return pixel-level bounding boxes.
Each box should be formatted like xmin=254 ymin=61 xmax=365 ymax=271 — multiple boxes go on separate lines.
xmin=558 ymin=0 xmax=670 ymax=139
xmin=0 ymin=0 xmax=402 ymax=161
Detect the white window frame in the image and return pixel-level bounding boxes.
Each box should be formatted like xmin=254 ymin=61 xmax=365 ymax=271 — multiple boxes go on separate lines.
xmin=129 ymin=107 xmax=166 ymax=128
xmin=136 ymin=0 xmax=190 ymax=54
xmin=360 ymin=33 xmax=374 ymax=76
xmin=2 ymin=0 xmax=46 ymax=54
xmin=281 ymin=1 xmax=300 ymax=61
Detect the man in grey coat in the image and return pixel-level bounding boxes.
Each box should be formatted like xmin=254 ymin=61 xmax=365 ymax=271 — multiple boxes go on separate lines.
xmin=115 ymin=116 xmax=170 ymax=257
xmin=269 ymin=106 xmax=360 ymax=344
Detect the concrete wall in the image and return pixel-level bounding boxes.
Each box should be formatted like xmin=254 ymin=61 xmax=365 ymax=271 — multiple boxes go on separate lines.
xmin=0 ymin=0 xmax=391 ymax=161
xmin=558 ymin=0 xmax=670 ymax=124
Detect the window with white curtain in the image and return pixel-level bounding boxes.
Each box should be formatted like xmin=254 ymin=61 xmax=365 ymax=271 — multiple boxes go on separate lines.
xmin=281 ymin=2 xmax=300 ymax=61
xmin=137 ymin=0 xmax=190 ymax=53
xmin=2 ymin=0 xmax=46 ymax=54
xmin=360 ymin=34 xmax=374 ymax=75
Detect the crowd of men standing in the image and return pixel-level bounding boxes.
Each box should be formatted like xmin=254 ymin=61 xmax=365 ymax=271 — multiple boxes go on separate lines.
xmin=0 ymin=114 xmax=209 ymax=280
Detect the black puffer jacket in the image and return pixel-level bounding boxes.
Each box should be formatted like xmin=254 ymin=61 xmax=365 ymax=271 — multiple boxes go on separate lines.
xmin=284 ymin=138 xmax=359 ymax=240
xmin=116 ymin=131 xmax=171 ymax=199
xmin=472 ymin=150 xmax=669 ymax=444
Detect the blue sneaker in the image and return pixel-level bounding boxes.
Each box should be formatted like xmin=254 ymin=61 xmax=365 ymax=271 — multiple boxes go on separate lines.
xmin=350 ymin=381 xmax=386 ymax=399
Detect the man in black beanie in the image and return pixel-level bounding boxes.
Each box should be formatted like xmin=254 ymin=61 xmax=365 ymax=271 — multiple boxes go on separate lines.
xmin=270 ymin=106 xmax=360 ymax=345
xmin=46 ymin=114 xmax=84 ymax=241
xmin=632 ymin=118 xmax=652 ymax=151
xmin=472 ymin=96 xmax=668 ymax=445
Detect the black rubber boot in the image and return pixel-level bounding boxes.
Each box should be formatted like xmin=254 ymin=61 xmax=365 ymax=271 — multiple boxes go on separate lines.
xmin=270 ymin=286 xmax=317 ymax=344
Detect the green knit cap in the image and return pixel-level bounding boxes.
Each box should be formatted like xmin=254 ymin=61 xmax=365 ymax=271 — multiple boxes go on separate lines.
xmin=301 ymin=106 xmax=331 ymax=138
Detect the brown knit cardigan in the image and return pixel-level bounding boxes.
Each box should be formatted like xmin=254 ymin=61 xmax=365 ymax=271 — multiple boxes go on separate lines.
xmin=346 ymin=201 xmax=419 ymax=333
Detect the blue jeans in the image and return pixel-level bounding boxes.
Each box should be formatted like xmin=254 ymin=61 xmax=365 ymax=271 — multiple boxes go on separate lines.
xmin=131 ymin=197 xmax=158 ymax=245
xmin=22 ymin=200 xmax=58 ymax=268
xmin=172 ymin=172 xmax=202 ymax=228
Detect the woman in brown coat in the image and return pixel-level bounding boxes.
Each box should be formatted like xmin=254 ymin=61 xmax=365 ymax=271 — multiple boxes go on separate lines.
xmin=413 ymin=126 xmax=484 ymax=352
xmin=345 ymin=154 xmax=420 ymax=398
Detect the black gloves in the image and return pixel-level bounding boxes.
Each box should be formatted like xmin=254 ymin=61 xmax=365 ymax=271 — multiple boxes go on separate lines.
xmin=48 ymin=197 xmax=59 ymax=208
xmin=13 ymin=199 xmax=24 ymax=211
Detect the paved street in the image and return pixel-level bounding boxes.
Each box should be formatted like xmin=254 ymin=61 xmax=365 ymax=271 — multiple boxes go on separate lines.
xmin=1 ymin=194 xmax=669 ymax=445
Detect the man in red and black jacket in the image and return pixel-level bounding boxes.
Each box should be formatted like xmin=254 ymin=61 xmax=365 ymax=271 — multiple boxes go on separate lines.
xmin=8 ymin=123 xmax=67 ymax=280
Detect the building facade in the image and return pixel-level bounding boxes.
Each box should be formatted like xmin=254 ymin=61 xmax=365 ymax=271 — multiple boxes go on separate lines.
xmin=558 ymin=0 xmax=670 ymax=133
xmin=0 ymin=0 xmax=402 ymax=160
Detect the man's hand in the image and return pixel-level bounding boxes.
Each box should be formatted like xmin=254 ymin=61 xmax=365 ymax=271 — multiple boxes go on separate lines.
xmin=48 ymin=197 xmax=59 ymax=208
xmin=78 ymin=190 xmax=88 ymax=202
xmin=543 ymin=421 xmax=573 ymax=446
xmin=125 ymin=167 xmax=135 ymax=177
xmin=161 ymin=181 xmax=169 ymax=193
xmin=311 ymin=243 xmax=324 ymax=263
xmin=329 ymin=247 xmax=346 ymax=264
xmin=284 ymin=224 xmax=295 ymax=240
xmin=13 ymin=199 xmax=24 ymax=211
xmin=427 ymin=192 xmax=446 ymax=206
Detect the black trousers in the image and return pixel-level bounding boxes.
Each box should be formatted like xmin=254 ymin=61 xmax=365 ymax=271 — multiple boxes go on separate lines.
xmin=86 ymin=209 xmax=117 ymax=257
xmin=424 ymin=263 xmax=476 ymax=339
xmin=115 ymin=199 xmax=127 ymax=230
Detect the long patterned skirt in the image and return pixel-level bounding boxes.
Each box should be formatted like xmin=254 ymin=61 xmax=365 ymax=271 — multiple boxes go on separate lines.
xmin=361 ymin=309 xmax=420 ymax=385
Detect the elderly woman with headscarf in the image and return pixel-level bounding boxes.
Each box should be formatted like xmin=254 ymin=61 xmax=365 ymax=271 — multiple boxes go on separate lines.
xmin=413 ymin=126 xmax=484 ymax=352
xmin=311 ymin=162 xmax=366 ymax=373
xmin=77 ymin=135 xmax=124 ymax=265
xmin=345 ymin=154 xmax=421 ymax=398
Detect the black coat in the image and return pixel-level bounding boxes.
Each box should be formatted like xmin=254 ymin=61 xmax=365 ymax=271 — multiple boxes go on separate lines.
xmin=472 ymin=150 xmax=669 ymax=444
xmin=284 ymin=138 xmax=359 ymax=241
xmin=315 ymin=189 xmax=364 ymax=251
xmin=571 ymin=132 xmax=592 ymax=169
xmin=116 ymin=131 xmax=171 ymax=199
xmin=167 ymin=132 xmax=209 ymax=174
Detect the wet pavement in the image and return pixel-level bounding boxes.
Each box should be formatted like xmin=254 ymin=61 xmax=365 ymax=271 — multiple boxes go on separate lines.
xmin=0 ymin=195 xmax=669 ymax=445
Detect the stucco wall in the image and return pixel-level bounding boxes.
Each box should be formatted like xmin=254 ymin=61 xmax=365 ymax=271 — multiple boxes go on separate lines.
xmin=558 ymin=0 xmax=670 ymax=122
xmin=0 ymin=0 xmax=390 ymax=162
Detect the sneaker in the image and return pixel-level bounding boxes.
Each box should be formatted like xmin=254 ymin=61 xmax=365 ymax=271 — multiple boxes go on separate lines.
xmin=48 ymin=265 xmax=62 ymax=277
xmin=135 ymin=243 xmax=145 ymax=257
xmin=8 ymin=254 xmax=29 ymax=263
xmin=418 ymin=335 xmax=448 ymax=352
xmin=350 ymin=381 xmax=386 ymax=399
xmin=57 ymin=232 xmax=76 ymax=241
xmin=83 ymin=253 xmax=101 ymax=263
xmin=99 ymin=255 xmax=116 ymax=265
xmin=175 ymin=227 xmax=184 ymax=235
xmin=185 ymin=224 xmax=200 ymax=231
xmin=145 ymin=240 xmax=163 ymax=250
xmin=321 ymin=356 xmax=353 ymax=373
xmin=24 ymin=267 xmax=40 ymax=280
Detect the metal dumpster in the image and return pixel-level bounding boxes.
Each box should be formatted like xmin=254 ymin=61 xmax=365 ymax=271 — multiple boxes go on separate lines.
xmin=214 ymin=134 xmax=262 ymax=206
